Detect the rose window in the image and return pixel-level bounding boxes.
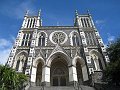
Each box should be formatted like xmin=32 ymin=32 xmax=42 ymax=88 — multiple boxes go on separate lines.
xmin=50 ymin=31 xmax=67 ymax=44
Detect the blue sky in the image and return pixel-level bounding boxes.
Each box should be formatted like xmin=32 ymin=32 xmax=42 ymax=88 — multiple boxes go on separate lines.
xmin=0 ymin=0 xmax=120 ymax=64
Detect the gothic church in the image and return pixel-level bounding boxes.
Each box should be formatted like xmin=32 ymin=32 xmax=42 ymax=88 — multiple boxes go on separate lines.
xmin=7 ymin=10 xmax=109 ymax=89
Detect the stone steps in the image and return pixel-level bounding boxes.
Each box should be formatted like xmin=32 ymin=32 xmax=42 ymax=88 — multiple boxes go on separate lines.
xmin=29 ymin=85 xmax=95 ymax=90
xmin=44 ymin=86 xmax=74 ymax=90
xmin=29 ymin=86 xmax=43 ymax=90
xmin=80 ymin=85 xmax=95 ymax=90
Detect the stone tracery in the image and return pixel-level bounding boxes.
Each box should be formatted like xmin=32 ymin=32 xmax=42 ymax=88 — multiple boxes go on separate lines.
xmin=50 ymin=31 xmax=67 ymax=44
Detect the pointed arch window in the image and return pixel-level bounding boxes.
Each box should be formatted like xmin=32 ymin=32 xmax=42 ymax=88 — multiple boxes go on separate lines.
xmin=81 ymin=18 xmax=84 ymax=27
xmin=38 ymin=33 xmax=45 ymax=46
xmin=26 ymin=34 xmax=29 ymax=39
xmin=16 ymin=54 xmax=28 ymax=72
xmin=86 ymin=18 xmax=90 ymax=27
xmin=72 ymin=34 xmax=79 ymax=46
xmin=30 ymin=18 xmax=32 ymax=28
xmin=21 ymin=33 xmax=32 ymax=46
xmin=23 ymin=58 xmax=27 ymax=74
xmin=23 ymin=34 xmax=26 ymax=39
xmin=32 ymin=18 xmax=35 ymax=28
xmin=84 ymin=18 xmax=87 ymax=27
xmin=27 ymin=19 xmax=30 ymax=28
xmin=91 ymin=54 xmax=101 ymax=71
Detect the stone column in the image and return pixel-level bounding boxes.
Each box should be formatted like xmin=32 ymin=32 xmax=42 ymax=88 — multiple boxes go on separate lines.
xmin=30 ymin=66 xmax=37 ymax=86
xmin=18 ymin=60 xmax=23 ymax=72
xmin=69 ymin=66 xmax=78 ymax=86
xmin=42 ymin=66 xmax=50 ymax=86
xmin=82 ymin=65 xmax=89 ymax=81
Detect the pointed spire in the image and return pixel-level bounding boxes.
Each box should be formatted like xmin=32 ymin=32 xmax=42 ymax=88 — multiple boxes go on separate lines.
xmin=38 ymin=9 xmax=41 ymax=17
xmin=25 ymin=10 xmax=29 ymax=16
xmin=75 ymin=10 xmax=78 ymax=17
xmin=87 ymin=10 xmax=90 ymax=15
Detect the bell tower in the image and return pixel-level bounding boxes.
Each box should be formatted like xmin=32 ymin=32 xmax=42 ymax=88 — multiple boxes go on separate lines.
xmin=21 ymin=10 xmax=42 ymax=29
xmin=74 ymin=10 xmax=109 ymax=83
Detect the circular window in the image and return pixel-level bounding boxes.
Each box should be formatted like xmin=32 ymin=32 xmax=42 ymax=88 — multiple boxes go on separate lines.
xmin=50 ymin=31 xmax=67 ymax=44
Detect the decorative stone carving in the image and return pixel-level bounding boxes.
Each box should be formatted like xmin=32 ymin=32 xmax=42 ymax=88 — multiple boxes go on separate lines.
xmin=53 ymin=68 xmax=65 ymax=75
xmin=50 ymin=31 xmax=68 ymax=44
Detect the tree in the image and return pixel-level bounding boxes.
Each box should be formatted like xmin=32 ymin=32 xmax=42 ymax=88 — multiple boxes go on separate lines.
xmin=0 ymin=65 xmax=27 ymax=90
xmin=107 ymin=37 xmax=120 ymax=62
xmin=104 ymin=37 xmax=120 ymax=86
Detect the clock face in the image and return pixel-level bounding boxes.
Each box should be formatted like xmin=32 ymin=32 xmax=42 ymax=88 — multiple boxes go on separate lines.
xmin=50 ymin=31 xmax=67 ymax=44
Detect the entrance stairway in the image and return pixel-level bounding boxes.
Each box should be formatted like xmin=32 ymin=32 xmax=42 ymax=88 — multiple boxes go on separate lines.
xmin=29 ymin=85 xmax=95 ymax=90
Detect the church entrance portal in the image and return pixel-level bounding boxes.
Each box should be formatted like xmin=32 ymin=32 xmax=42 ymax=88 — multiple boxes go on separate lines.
xmin=50 ymin=57 xmax=69 ymax=86
xmin=52 ymin=68 xmax=67 ymax=86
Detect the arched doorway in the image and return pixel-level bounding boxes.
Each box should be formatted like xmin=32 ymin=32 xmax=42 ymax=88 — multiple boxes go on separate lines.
xmin=76 ymin=61 xmax=83 ymax=84
xmin=50 ymin=56 xmax=69 ymax=86
xmin=36 ymin=62 xmax=42 ymax=86
xmin=73 ymin=56 xmax=88 ymax=84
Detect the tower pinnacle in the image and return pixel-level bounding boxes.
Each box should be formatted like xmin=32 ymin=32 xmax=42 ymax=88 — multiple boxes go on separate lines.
xmin=38 ymin=9 xmax=41 ymax=17
xmin=87 ymin=10 xmax=90 ymax=15
xmin=25 ymin=10 xmax=29 ymax=16
xmin=75 ymin=10 xmax=78 ymax=17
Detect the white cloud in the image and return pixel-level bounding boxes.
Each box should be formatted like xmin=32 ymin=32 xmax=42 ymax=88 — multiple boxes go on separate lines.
xmin=95 ymin=20 xmax=105 ymax=29
xmin=0 ymin=1 xmax=36 ymax=19
xmin=0 ymin=36 xmax=15 ymax=65
xmin=0 ymin=48 xmax=11 ymax=65
xmin=14 ymin=1 xmax=36 ymax=19
xmin=10 ymin=35 xmax=16 ymax=42
xmin=108 ymin=36 xmax=115 ymax=42
xmin=107 ymin=33 xmax=115 ymax=42
xmin=95 ymin=20 xmax=105 ymax=25
xmin=0 ymin=38 xmax=12 ymax=49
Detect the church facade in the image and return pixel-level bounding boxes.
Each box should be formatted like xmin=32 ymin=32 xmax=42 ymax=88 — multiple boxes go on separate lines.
xmin=7 ymin=10 xmax=109 ymax=87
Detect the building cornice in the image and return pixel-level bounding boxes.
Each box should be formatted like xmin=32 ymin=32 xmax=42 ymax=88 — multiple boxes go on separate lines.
xmin=38 ymin=26 xmax=79 ymax=30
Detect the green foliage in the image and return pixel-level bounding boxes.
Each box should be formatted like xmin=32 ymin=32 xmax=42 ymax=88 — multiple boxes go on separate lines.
xmin=104 ymin=37 xmax=120 ymax=86
xmin=0 ymin=65 xmax=27 ymax=90
xmin=107 ymin=37 xmax=120 ymax=62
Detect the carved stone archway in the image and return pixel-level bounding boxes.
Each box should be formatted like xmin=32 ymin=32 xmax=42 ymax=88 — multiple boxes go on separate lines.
xmin=89 ymin=50 xmax=106 ymax=70
xmin=31 ymin=57 xmax=45 ymax=85
xmin=72 ymin=56 xmax=89 ymax=82
xmin=50 ymin=56 xmax=69 ymax=86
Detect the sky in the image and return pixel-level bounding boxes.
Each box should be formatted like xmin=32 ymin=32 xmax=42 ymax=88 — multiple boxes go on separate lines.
xmin=0 ymin=0 xmax=120 ymax=64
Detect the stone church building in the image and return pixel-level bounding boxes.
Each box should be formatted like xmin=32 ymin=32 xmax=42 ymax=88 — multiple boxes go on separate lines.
xmin=7 ymin=10 xmax=109 ymax=89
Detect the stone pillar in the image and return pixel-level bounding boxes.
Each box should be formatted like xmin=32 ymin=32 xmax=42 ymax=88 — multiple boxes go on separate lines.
xmin=18 ymin=60 xmax=23 ymax=72
xmin=42 ymin=66 xmax=50 ymax=86
xmin=30 ymin=66 xmax=37 ymax=86
xmin=82 ymin=65 xmax=89 ymax=81
xmin=69 ymin=66 xmax=78 ymax=86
